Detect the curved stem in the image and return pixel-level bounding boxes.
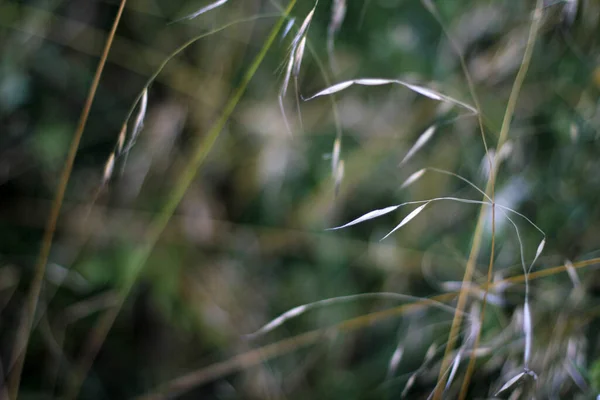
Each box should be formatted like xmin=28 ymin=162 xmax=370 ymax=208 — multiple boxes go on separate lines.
xmin=6 ymin=1 xmax=128 ymax=398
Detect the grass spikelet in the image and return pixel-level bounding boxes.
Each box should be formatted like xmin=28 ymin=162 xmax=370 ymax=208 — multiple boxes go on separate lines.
xmin=501 ymin=211 xmax=545 ymax=372
xmin=129 ymin=88 xmax=147 ymax=149
xmin=380 ymin=202 xmax=430 ymax=241
xmin=293 ymin=6 xmax=316 ymax=47
xmin=116 ymin=123 xmax=126 ymax=154
xmin=402 ymin=83 xmax=444 ymax=100
xmin=170 ymin=0 xmax=229 ymax=24
xmin=402 ymin=374 xmax=417 ymax=398
xmin=102 ymin=153 xmax=115 ymax=185
xmin=279 ymin=49 xmax=295 ymax=135
xmin=307 ymin=80 xmax=354 ymax=97
xmin=293 ymin=36 xmax=307 ymax=77
xmin=281 ymin=17 xmax=296 ymax=41
xmin=327 ymin=0 xmax=346 ymax=72
xmin=386 ymin=343 xmax=404 ymax=379
xmin=446 ymin=352 xmax=462 ymax=390
xmin=331 ymin=137 xmax=340 ymax=174
xmin=327 ymin=205 xmax=400 ymax=230
xmin=329 ymin=191 xmax=543 ymax=245
xmin=495 ymin=371 xmax=528 ymax=396
xmin=523 ymin=302 xmax=532 ymax=367
xmin=329 ymin=197 xmax=493 ymax=236
xmin=334 ymin=160 xmax=344 ymax=195
xmin=120 ymin=88 xmax=148 ymax=171
xmin=305 ymin=78 xmax=477 ymax=113
xmin=400 ymin=169 xmax=426 ymax=189
xmin=529 ymin=238 xmax=545 ymax=272
xmin=399 ymin=125 xmax=436 ymax=166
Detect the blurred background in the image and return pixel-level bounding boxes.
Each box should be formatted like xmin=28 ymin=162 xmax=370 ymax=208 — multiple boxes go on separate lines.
xmin=1 ymin=0 xmax=600 ymax=398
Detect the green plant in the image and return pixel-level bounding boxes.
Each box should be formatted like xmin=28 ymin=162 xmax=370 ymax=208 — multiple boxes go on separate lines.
xmin=2 ymin=0 xmax=600 ymax=399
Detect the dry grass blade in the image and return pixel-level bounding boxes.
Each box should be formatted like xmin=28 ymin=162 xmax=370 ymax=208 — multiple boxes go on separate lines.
xmin=399 ymin=125 xmax=436 ymax=166
xmin=170 ymin=0 xmax=229 ymax=24
xmin=6 ymin=0 xmax=128 ymax=397
xmin=380 ymin=202 xmax=430 ymax=241
xmin=305 ymin=78 xmax=477 ymax=113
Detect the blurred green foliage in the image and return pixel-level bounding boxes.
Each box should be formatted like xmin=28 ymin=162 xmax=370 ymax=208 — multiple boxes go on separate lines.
xmin=1 ymin=0 xmax=600 ymax=398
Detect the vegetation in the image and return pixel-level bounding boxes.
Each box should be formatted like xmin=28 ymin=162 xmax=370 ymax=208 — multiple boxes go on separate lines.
xmin=1 ymin=0 xmax=600 ymax=398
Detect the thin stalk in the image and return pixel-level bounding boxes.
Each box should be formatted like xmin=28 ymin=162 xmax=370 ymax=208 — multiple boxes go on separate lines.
xmin=6 ymin=1 xmax=127 ymax=398
xmin=433 ymin=2 xmax=543 ymax=398
xmin=63 ymin=2 xmax=298 ymax=398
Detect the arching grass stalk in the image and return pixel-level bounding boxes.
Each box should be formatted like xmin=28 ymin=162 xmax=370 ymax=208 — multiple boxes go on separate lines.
xmin=113 ymin=13 xmax=283 ymax=161
xmin=6 ymin=0 xmax=128 ymax=398
xmin=433 ymin=1 xmax=544 ymax=398
xmin=63 ymin=1 xmax=298 ymax=398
